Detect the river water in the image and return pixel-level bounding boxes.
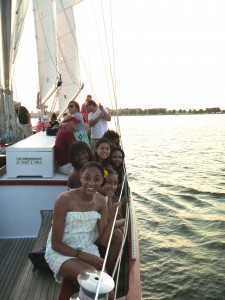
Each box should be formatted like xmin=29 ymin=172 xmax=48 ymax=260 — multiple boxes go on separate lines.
xmin=115 ymin=114 xmax=225 ymax=300
xmin=31 ymin=114 xmax=225 ymax=299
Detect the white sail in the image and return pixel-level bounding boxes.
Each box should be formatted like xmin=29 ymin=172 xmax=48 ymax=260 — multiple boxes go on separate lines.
xmin=11 ymin=0 xmax=30 ymax=65
xmin=32 ymin=0 xmax=59 ymax=104
xmin=56 ymin=2 xmax=82 ymax=114
xmin=56 ymin=0 xmax=84 ymax=14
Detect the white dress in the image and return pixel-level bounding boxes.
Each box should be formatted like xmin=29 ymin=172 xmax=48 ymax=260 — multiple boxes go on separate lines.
xmin=45 ymin=211 xmax=101 ymax=283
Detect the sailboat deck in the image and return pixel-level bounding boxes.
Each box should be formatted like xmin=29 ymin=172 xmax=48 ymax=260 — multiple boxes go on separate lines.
xmin=0 ymin=237 xmax=35 ymax=300
xmin=0 ymin=210 xmax=61 ymax=300
xmin=0 ymin=210 xmax=133 ymax=300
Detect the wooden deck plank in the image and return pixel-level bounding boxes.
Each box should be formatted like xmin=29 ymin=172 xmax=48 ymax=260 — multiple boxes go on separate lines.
xmin=2 ymin=239 xmax=34 ymax=297
xmin=0 ymin=239 xmax=20 ymax=294
xmin=33 ymin=272 xmax=53 ymax=300
xmin=0 ymin=238 xmax=35 ymax=300
xmin=4 ymin=210 xmax=61 ymax=300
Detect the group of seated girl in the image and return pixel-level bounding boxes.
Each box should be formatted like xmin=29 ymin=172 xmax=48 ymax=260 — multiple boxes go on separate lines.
xmin=45 ymin=161 xmax=124 ymax=299
xmin=45 ymin=130 xmax=127 ymax=298
xmin=68 ymin=135 xmax=126 ymax=197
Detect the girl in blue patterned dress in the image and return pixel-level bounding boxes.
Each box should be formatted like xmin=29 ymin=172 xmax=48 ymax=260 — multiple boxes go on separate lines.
xmin=45 ymin=161 xmax=118 ymax=298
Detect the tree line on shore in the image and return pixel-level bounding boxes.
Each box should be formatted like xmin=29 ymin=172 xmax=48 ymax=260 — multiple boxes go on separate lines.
xmin=30 ymin=107 xmax=224 ymax=118
xmin=109 ymin=107 xmax=224 ymax=116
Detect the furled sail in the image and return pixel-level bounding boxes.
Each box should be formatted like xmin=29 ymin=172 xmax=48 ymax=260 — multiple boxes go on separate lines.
xmin=55 ymin=1 xmax=82 ymax=114
xmin=0 ymin=0 xmax=24 ymax=144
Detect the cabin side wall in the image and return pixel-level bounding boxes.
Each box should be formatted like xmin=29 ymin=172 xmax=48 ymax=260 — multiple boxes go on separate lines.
xmin=0 ymin=184 xmax=67 ymax=238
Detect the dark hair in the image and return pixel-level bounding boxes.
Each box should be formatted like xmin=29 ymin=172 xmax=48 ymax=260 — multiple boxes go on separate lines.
xmin=110 ymin=147 xmax=125 ymax=186
xmin=94 ymin=137 xmax=111 ymax=167
xmin=86 ymin=99 xmax=97 ymax=107
xmin=80 ymin=161 xmax=104 ymax=177
xmin=69 ymin=100 xmax=80 ymax=112
xmin=110 ymin=148 xmax=127 ymax=197
xmin=69 ymin=141 xmax=94 ymax=168
xmin=110 ymin=147 xmax=125 ymax=161
xmin=103 ymin=130 xmax=120 ymax=144
xmin=51 ymin=113 xmax=57 ymax=120
xmin=95 ymin=137 xmax=111 ymax=150
xmin=101 ymin=168 xmax=118 ymax=187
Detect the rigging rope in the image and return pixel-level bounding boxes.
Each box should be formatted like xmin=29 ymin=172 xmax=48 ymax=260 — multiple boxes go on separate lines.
xmin=91 ymin=0 xmax=112 ymax=103
xmin=113 ymin=201 xmax=130 ymax=299
xmin=94 ymin=173 xmax=128 ymax=300
xmin=77 ymin=0 xmax=121 ymax=136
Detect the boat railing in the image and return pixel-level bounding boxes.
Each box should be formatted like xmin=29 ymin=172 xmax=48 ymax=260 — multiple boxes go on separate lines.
xmin=129 ymin=196 xmax=138 ymax=261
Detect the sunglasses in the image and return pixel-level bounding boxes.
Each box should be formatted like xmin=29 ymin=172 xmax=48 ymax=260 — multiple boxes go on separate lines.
xmin=68 ymin=104 xmax=74 ymax=108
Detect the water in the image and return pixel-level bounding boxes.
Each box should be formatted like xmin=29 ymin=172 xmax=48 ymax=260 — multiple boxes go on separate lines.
xmin=32 ymin=114 xmax=225 ymax=298
xmin=116 ymin=114 xmax=225 ymax=300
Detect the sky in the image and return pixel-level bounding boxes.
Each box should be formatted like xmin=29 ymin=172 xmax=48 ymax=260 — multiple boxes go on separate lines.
xmin=13 ymin=0 xmax=225 ymax=112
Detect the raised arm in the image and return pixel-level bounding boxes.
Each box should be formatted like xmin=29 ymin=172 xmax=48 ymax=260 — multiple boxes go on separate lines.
xmin=88 ymin=111 xmax=104 ymax=127
xmin=99 ymin=103 xmax=111 ymax=121
xmin=97 ymin=195 xmax=120 ymax=246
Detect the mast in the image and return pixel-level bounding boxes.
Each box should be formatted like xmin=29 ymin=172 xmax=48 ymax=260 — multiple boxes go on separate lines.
xmin=0 ymin=0 xmax=12 ymax=90
xmin=0 ymin=0 xmax=24 ymax=143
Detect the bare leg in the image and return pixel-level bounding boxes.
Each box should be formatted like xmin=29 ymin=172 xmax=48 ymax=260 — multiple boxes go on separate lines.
xmin=106 ymin=228 xmax=123 ymax=276
xmin=59 ymin=258 xmax=95 ymax=280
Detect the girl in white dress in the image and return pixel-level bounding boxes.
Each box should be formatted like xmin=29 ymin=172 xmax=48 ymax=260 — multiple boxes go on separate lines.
xmin=45 ymin=162 xmax=118 ymax=299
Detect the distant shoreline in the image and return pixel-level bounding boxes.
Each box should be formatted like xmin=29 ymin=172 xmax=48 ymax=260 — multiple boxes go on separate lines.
xmin=109 ymin=107 xmax=225 ymax=116
xmin=30 ymin=107 xmax=225 ymax=118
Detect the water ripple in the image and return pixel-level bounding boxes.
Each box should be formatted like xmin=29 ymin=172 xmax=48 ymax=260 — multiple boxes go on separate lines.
xmin=121 ymin=115 xmax=225 ymax=299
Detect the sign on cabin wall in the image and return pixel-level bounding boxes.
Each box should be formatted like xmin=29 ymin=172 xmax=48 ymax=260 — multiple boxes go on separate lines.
xmin=16 ymin=157 xmax=43 ymax=165
xmin=7 ymin=151 xmax=54 ymax=178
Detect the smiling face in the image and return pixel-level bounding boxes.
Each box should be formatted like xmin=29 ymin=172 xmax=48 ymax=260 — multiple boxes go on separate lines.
xmin=99 ymin=172 xmax=118 ymax=197
xmin=80 ymin=166 xmax=103 ymax=195
xmin=111 ymin=150 xmax=123 ymax=167
xmin=74 ymin=150 xmax=89 ymax=167
xmin=96 ymin=142 xmax=111 ymax=161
